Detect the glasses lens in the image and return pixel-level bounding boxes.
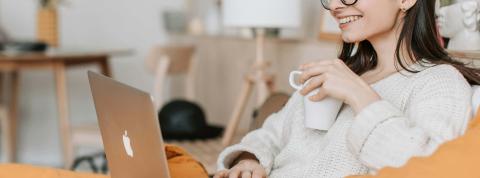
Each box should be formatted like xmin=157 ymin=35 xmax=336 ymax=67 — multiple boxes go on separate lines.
xmin=321 ymin=0 xmax=331 ymax=10
xmin=343 ymin=0 xmax=357 ymax=5
xmin=321 ymin=0 xmax=358 ymax=10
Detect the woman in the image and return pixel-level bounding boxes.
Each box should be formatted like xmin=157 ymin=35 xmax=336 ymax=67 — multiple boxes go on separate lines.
xmin=215 ymin=0 xmax=480 ymax=177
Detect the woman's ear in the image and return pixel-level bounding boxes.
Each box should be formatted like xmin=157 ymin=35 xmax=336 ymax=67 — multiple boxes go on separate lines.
xmin=399 ymin=0 xmax=418 ymax=11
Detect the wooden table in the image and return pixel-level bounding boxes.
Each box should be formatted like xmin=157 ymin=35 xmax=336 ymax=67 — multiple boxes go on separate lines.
xmin=0 ymin=49 xmax=128 ymax=168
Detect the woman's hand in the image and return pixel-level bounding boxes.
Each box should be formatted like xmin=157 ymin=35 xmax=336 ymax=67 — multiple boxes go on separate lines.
xmin=213 ymin=159 xmax=266 ymax=178
xmin=298 ymin=59 xmax=381 ymax=114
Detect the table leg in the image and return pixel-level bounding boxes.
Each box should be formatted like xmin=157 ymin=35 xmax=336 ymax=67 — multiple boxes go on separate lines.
xmin=8 ymin=71 xmax=19 ymax=162
xmin=0 ymin=72 xmax=3 ymax=102
xmin=0 ymin=72 xmax=3 ymax=161
xmin=1 ymin=71 xmax=20 ymax=162
xmin=0 ymin=106 xmax=7 ymax=162
xmin=99 ymin=58 xmax=112 ymax=77
xmin=54 ymin=63 xmax=73 ymax=169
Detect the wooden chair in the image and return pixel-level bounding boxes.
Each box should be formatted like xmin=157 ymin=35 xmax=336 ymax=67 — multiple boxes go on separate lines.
xmin=249 ymin=92 xmax=290 ymax=131
xmin=146 ymin=45 xmax=223 ymax=170
xmin=145 ymin=44 xmax=196 ymax=110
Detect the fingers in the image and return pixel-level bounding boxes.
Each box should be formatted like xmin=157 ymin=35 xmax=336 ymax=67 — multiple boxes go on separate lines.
xmin=310 ymin=88 xmax=328 ymax=101
xmin=300 ymin=75 xmax=326 ymax=96
xmin=299 ymin=59 xmax=345 ymax=70
xmin=299 ymin=65 xmax=330 ymax=84
xmin=219 ymin=159 xmax=266 ymax=178
xmin=299 ymin=60 xmax=334 ymax=70
xmin=214 ymin=170 xmax=229 ymax=178
xmin=229 ymin=169 xmax=241 ymax=178
xmin=241 ymin=170 xmax=252 ymax=178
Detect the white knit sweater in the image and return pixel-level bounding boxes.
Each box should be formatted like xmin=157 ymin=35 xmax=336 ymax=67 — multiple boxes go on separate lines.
xmin=217 ymin=63 xmax=473 ymax=178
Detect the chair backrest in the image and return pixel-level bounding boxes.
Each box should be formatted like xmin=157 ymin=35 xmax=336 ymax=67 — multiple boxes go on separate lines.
xmin=473 ymin=85 xmax=480 ymax=114
xmin=146 ymin=45 xmax=196 ymax=110
xmin=249 ymin=92 xmax=290 ymax=131
xmin=146 ymin=45 xmax=196 ymax=75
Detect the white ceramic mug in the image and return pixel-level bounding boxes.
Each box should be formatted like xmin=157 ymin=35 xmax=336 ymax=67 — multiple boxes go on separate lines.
xmin=289 ymin=70 xmax=343 ymax=130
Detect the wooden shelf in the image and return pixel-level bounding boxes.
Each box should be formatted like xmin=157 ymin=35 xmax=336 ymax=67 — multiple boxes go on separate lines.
xmin=176 ymin=34 xmax=307 ymax=43
xmin=449 ymin=50 xmax=480 ymax=60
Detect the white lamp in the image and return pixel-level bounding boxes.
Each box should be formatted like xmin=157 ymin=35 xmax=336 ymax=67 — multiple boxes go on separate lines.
xmin=223 ymin=0 xmax=301 ymax=28
xmin=221 ymin=0 xmax=301 ymax=146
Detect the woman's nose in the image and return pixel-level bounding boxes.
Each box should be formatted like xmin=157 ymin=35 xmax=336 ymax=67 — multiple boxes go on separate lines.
xmin=328 ymin=0 xmax=347 ymax=10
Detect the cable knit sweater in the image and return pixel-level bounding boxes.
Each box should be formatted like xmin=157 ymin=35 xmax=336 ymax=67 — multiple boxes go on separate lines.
xmin=217 ymin=63 xmax=473 ymax=178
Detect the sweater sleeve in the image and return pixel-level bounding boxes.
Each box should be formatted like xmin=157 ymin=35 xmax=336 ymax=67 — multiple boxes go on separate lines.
xmin=216 ymin=92 xmax=302 ymax=174
xmin=347 ymin=65 xmax=473 ymax=170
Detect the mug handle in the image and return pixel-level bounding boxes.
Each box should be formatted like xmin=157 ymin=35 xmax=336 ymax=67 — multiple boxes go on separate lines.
xmin=289 ymin=70 xmax=303 ymax=90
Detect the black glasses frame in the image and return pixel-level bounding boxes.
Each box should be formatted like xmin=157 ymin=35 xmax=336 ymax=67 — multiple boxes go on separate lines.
xmin=321 ymin=0 xmax=359 ymax=10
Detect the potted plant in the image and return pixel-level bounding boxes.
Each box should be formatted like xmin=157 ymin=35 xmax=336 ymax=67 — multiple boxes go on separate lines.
xmin=37 ymin=0 xmax=65 ymax=47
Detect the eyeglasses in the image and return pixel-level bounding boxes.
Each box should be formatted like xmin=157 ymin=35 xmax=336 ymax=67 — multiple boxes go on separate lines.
xmin=321 ymin=0 xmax=359 ymax=10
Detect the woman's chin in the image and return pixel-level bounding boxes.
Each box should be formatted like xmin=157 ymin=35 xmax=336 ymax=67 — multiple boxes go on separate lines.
xmin=341 ymin=34 xmax=362 ymax=43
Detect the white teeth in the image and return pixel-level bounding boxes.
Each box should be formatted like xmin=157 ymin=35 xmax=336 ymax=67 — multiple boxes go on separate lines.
xmin=339 ymin=15 xmax=362 ymax=24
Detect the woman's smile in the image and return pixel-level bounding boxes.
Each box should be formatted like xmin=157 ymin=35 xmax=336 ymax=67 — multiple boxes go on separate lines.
xmin=337 ymin=15 xmax=363 ymax=30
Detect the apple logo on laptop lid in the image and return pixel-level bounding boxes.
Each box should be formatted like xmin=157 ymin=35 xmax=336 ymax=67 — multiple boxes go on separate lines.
xmin=122 ymin=130 xmax=134 ymax=158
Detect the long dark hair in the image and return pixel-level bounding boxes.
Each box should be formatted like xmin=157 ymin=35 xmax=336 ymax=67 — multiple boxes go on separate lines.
xmin=339 ymin=0 xmax=480 ymax=85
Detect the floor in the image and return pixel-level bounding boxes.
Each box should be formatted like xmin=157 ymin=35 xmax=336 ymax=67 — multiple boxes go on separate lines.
xmin=166 ymin=132 xmax=246 ymax=175
xmin=70 ymin=132 xmax=247 ymax=176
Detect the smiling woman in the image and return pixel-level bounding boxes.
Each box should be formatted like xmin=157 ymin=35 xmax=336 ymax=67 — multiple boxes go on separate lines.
xmin=215 ymin=0 xmax=479 ymax=178
xmin=334 ymin=0 xmax=480 ymax=84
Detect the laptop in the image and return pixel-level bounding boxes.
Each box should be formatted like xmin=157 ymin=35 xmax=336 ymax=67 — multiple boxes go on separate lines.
xmin=88 ymin=71 xmax=171 ymax=178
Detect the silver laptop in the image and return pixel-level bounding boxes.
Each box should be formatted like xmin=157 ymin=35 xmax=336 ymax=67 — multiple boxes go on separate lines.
xmin=88 ymin=71 xmax=171 ymax=178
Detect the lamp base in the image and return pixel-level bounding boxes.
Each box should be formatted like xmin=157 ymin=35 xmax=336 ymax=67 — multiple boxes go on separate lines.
xmin=221 ymin=28 xmax=276 ymax=146
xmin=221 ymin=70 xmax=275 ymax=147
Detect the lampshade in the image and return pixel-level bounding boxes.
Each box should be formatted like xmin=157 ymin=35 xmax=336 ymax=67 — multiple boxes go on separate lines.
xmin=222 ymin=0 xmax=301 ymax=28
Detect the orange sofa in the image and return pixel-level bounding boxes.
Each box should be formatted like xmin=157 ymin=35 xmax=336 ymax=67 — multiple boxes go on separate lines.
xmin=349 ymin=107 xmax=480 ymax=178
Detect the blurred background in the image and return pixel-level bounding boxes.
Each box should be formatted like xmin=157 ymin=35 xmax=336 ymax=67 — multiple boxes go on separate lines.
xmin=0 ymin=0 xmax=478 ymax=175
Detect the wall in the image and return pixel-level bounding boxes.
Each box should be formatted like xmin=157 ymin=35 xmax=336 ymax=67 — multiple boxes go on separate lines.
xmin=0 ymin=0 xmax=185 ymax=166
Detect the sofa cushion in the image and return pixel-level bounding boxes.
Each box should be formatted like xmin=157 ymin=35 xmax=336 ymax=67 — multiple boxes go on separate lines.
xmin=348 ymin=107 xmax=480 ymax=178
xmin=0 ymin=164 xmax=108 ymax=178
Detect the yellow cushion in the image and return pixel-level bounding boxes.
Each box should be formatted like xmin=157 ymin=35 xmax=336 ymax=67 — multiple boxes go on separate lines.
xmin=0 ymin=164 xmax=108 ymax=178
xmin=348 ymin=107 xmax=480 ymax=178
xmin=0 ymin=144 xmax=208 ymax=178
xmin=165 ymin=144 xmax=209 ymax=178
